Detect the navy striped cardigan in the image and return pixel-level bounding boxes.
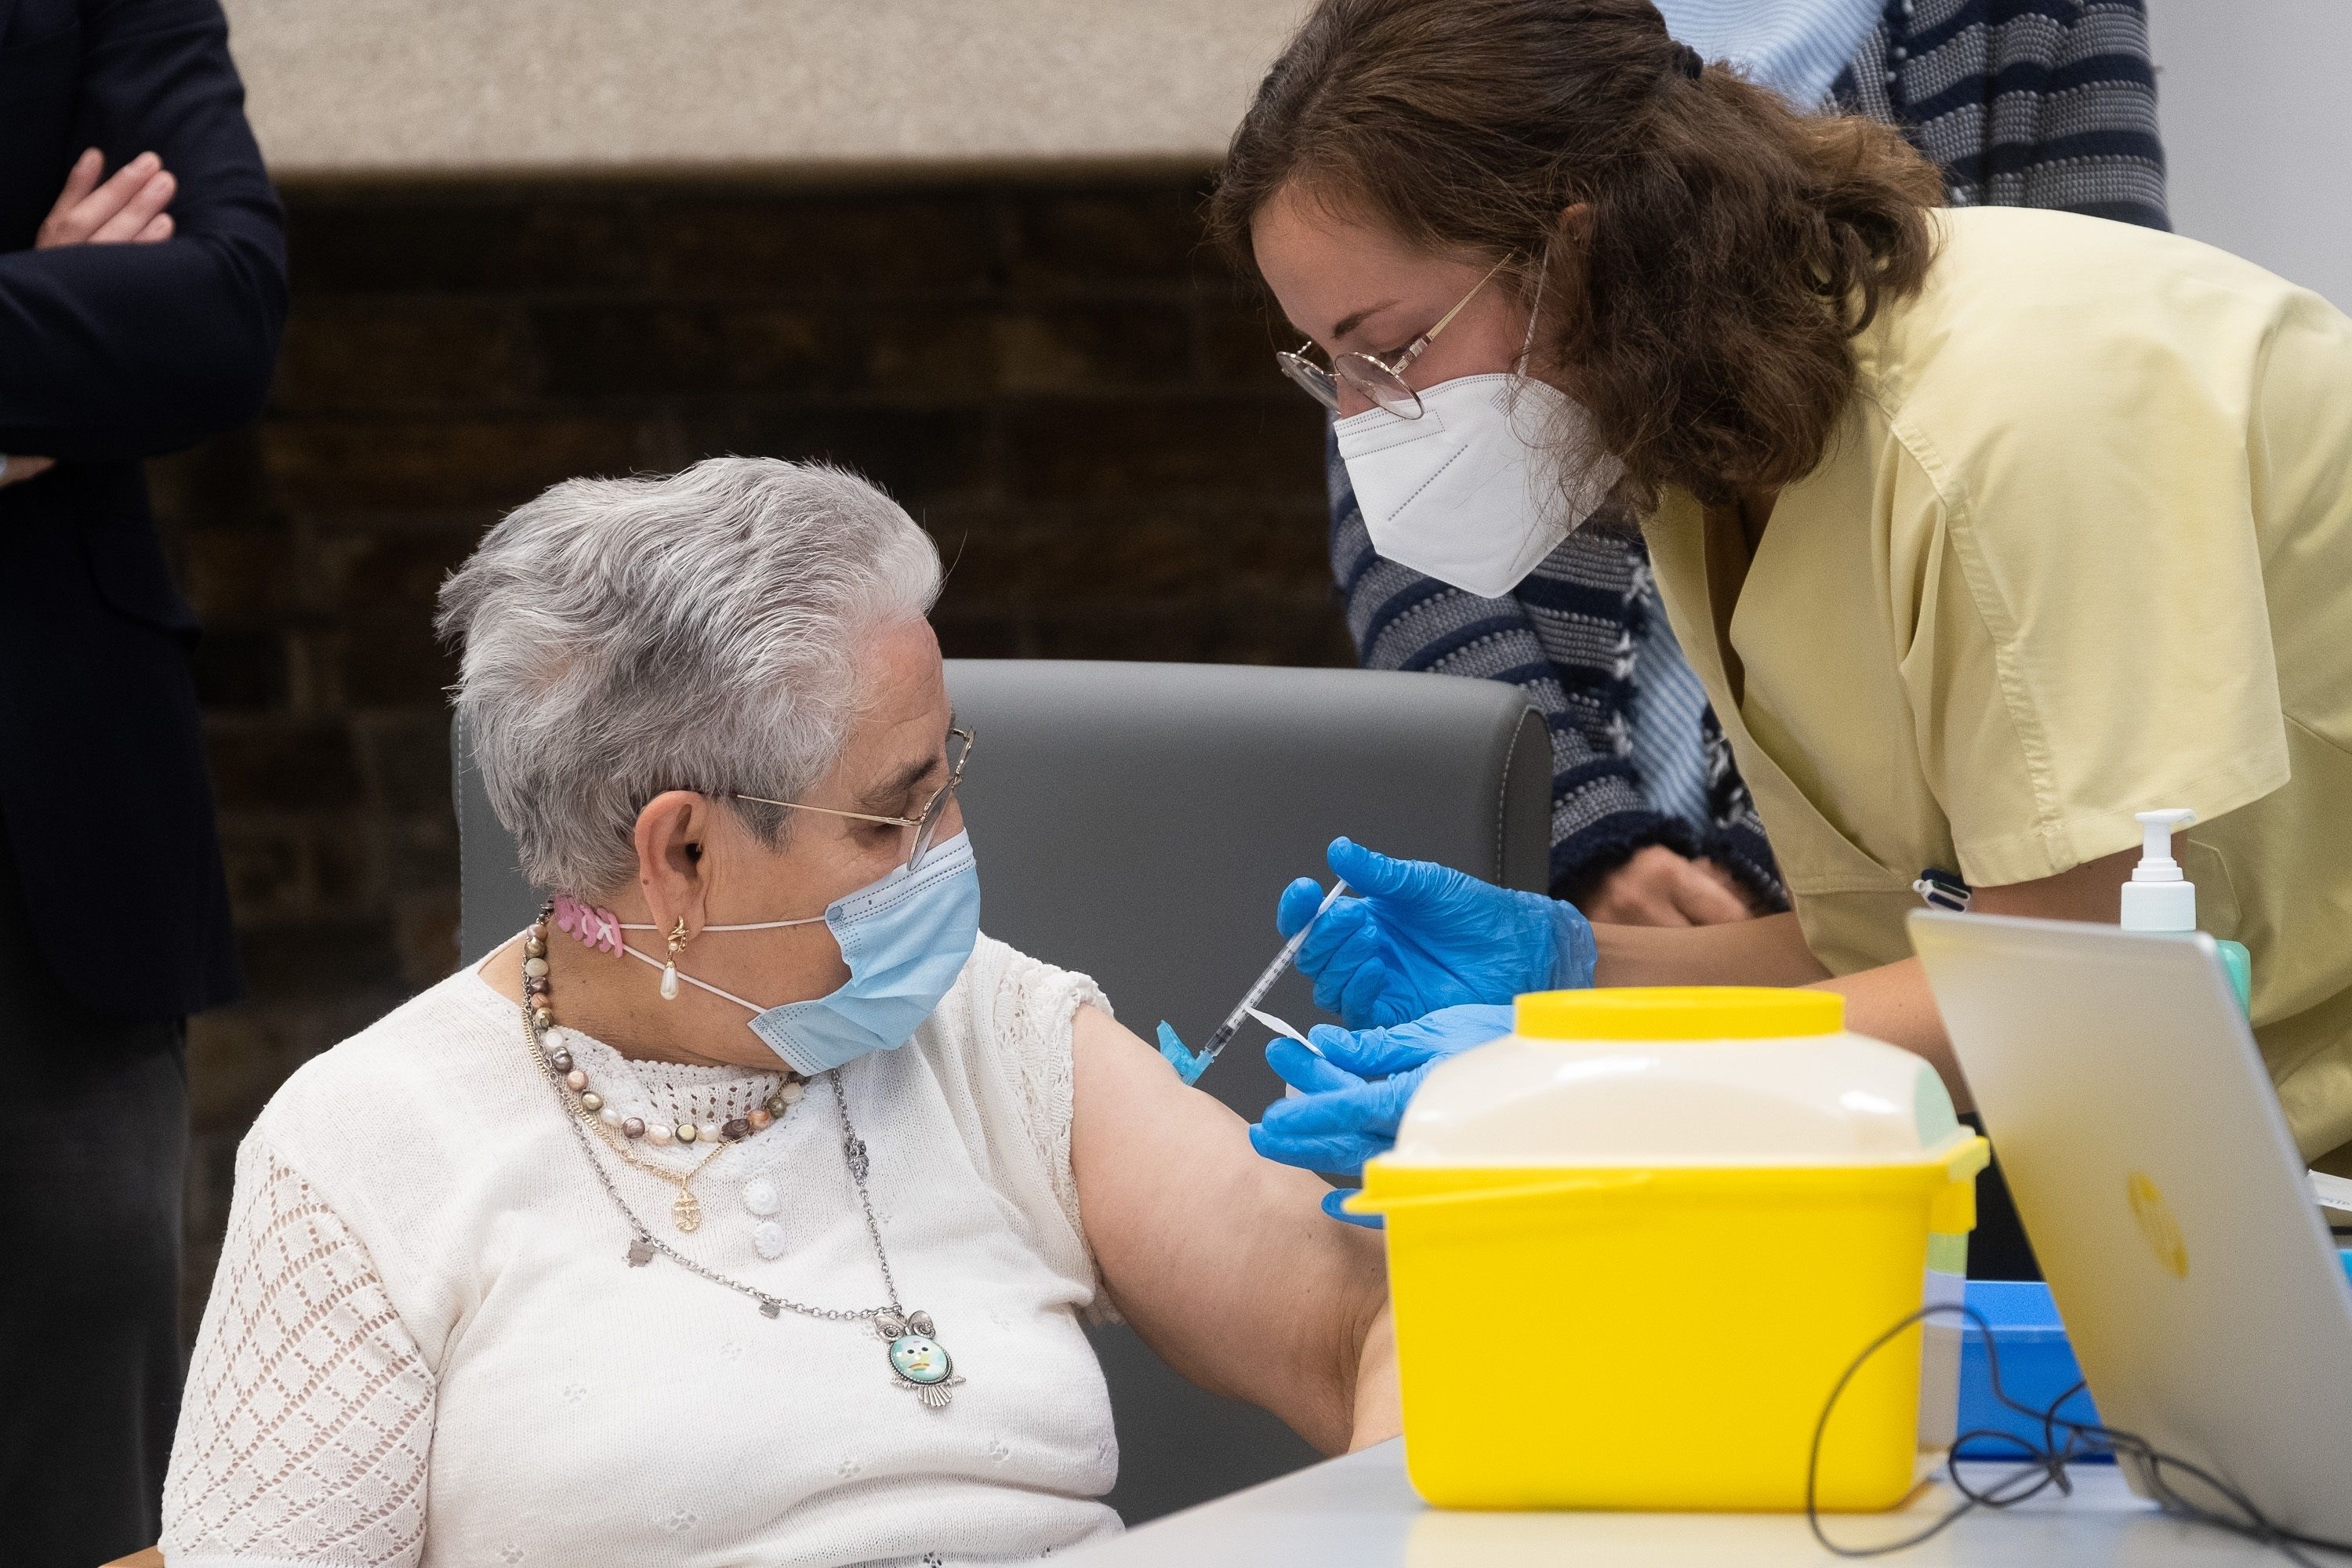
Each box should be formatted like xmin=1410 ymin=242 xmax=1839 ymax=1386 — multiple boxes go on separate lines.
xmin=1326 ymin=0 xmax=2169 ymax=903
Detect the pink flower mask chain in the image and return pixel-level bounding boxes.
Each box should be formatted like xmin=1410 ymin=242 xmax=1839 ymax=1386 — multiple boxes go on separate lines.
xmin=553 ymin=891 xmax=835 ymax=1009
xmin=552 ymin=894 xmax=626 ymax=955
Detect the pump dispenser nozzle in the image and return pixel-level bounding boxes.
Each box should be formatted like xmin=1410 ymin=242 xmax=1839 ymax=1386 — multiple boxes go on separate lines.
xmin=2121 ymin=808 xmax=2199 ymax=932
xmin=2118 ymin=807 xmax=2252 ymax=1012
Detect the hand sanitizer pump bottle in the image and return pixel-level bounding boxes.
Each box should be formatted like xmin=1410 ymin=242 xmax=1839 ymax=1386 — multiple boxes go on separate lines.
xmin=2121 ymin=808 xmax=2252 ymax=1013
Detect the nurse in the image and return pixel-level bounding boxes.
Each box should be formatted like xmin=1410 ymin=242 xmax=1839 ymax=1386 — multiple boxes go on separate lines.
xmin=1213 ymin=0 xmax=2352 ymax=1214
xmin=1310 ymin=0 xmax=2169 ymax=931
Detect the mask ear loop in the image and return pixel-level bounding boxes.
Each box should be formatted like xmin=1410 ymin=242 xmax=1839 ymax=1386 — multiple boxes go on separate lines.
xmin=587 ymin=916 xmax=829 ymax=933
xmin=652 ymin=913 xmax=831 ymax=1010
xmin=1513 ymin=241 xmax=1554 ymax=379
xmin=1508 ymin=238 xmax=1615 ymax=530
xmin=549 ymin=894 xmax=828 ymax=1015
xmin=612 ymin=939 xmax=772 ymax=1016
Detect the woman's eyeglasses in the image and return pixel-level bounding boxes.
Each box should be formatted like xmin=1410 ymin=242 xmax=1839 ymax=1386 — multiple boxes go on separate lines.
xmin=1276 ymin=256 xmax=1511 ymax=419
xmin=735 ymin=728 xmax=975 ymax=873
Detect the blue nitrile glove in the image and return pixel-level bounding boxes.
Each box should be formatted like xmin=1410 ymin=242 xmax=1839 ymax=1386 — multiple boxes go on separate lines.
xmin=1250 ymin=1004 xmax=1515 ymax=1225
xmin=1278 ymin=837 xmax=1595 ymax=1030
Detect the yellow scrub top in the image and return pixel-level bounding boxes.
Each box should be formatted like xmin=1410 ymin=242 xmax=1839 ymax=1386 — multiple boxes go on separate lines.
xmin=1643 ymin=207 xmax=2352 ymax=1163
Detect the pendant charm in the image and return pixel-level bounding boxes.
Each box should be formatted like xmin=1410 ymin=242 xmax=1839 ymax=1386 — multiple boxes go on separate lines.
xmin=659 ymin=961 xmax=680 ymax=1001
xmin=877 ymin=1309 xmax=964 ymax=1409
xmin=672 ymin=1189 xmax=702 ymax=1232
xmin=626 ymin=1236 xmax=655 ymax=1267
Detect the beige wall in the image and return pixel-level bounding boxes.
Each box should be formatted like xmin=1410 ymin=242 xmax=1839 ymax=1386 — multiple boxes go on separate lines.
xmin=225 ymin=0 xmax=1314 ymax=180
xmin=2147 ymin=0 xmax=2352 ymax=310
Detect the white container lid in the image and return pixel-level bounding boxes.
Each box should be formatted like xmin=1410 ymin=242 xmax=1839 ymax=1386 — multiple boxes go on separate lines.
xmin=1383 ymin=988 xmax=1964 ymax=1169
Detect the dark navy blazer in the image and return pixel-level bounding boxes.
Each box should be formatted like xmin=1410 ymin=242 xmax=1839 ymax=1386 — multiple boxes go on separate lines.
xmin=0 ymin=0 xmax=286 ymax=1018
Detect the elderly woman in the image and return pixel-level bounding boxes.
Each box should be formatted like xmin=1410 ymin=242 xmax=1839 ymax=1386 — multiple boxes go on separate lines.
xmin=158 ymin=458 xmax=1396 ymax=1567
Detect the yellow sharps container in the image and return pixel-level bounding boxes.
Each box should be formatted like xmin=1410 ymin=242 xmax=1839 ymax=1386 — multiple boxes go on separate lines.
xmin=1348 ymin=987 xmax=1987 ymax=1512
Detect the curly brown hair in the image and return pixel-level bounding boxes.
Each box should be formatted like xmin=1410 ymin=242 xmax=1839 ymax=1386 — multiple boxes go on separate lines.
xmin=1209 ymin=0 xmax=1944 ymax=506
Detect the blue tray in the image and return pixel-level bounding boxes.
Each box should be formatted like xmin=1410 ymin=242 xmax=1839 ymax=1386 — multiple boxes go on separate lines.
xmin=1955 ymin=1250 xmax=2352 ymax=1460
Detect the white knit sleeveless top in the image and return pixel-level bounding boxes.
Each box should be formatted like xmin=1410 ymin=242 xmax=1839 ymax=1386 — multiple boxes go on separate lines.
xmin=161 ymin=934 xmax=1121 ymax=1567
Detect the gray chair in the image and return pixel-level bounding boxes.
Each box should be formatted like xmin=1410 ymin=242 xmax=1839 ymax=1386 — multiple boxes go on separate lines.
xmin=456 ymin=659 xmax=1548 ymax=1523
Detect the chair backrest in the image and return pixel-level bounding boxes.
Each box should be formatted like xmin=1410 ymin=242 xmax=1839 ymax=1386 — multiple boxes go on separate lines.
xmin=455 ymin=659 xmax=1548 ymax=1521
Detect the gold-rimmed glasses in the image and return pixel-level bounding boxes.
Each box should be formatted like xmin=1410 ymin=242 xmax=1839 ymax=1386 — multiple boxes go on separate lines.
xmin=1276 ymin=256 xmax=1512 ymax=419
xmin=735 ymin=728 xmax=974 ymax=872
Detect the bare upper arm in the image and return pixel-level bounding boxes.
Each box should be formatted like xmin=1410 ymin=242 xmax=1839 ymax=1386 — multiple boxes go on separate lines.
xmin=1812 ymin=846 xmax=2145 ymax=1105
xmin=1068 ymin=1004 xmax=1385 ymax=1455
xmin=1968 ymin=846 xmax=2140 ymax=923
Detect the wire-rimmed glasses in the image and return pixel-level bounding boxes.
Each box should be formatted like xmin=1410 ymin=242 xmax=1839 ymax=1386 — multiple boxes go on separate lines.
xmin=1276 ymin=256 xmax=1512 ymax=419
xmin=735 ymin=728 xmax=975 ymax=873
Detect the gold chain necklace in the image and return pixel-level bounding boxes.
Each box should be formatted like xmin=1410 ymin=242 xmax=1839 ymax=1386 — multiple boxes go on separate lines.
xmin=579 ymin=1107 xmax=728 ymax=1232
xmin=521 ymin=914 xmax=804 ymax=1231
xmin=516 ymin=904 xmax=969 ymax=1406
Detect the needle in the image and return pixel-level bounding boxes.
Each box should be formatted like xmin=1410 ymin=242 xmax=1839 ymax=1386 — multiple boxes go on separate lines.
xmin=1156 ymin=881 xmax=1349 ymax=1085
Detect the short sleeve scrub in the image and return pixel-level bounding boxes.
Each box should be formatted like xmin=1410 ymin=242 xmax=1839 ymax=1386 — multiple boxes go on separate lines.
xmin=1644 ymin=207 xmax=2352 ymax=1167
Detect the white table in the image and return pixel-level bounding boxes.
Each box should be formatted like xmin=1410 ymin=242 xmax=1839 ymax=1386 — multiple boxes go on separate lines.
xmin=1062 ymin=1441 xmax=2282 ymax=1566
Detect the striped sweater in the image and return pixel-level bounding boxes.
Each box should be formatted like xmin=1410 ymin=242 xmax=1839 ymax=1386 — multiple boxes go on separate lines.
xmin=1326 ymin=0 xmax=2169 ymax=902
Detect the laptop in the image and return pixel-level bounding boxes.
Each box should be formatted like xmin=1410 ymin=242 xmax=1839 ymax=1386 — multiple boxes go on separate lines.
xmin=1909 ymin=909 xmax=2352 ymax=1541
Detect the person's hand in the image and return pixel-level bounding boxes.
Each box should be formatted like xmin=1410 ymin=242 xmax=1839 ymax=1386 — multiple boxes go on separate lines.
xmin=8 ymin=151 xmax=177 ymax=490
xmin=38 ymin=147 xmax=176 ymax=249
xmin=1276 ymin=837 xmax=1595 ymax=1030
xmin=1574 ymin=844 xmax=1752 ymax=927
xmin=1250 ymin=1004 xmax=1515 ymax=1224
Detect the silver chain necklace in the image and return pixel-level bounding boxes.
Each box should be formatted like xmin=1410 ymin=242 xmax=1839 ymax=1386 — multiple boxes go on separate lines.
xmin=517 ymin=949 xmax=966 ymax=1408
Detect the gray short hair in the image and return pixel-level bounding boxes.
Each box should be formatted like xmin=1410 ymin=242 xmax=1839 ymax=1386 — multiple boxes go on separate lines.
xmin=437 ymin=457 xmax=942 ymax=895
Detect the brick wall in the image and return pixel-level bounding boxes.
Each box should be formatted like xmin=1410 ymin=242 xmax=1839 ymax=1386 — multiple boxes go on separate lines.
xmin=152 ymin=173 xmax=1345 ymax=1326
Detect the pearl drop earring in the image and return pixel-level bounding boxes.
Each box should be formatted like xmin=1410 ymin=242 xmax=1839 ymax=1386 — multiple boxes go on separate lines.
xmin=660 ymin=917 xmax=688 ymax=1000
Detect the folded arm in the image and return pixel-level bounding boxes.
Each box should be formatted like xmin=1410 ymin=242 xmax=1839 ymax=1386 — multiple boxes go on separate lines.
xmin=1071 ymin=1004 xmax=1397 ymax=1453
xmin=0 ymin=0 xmax=286 ymax=459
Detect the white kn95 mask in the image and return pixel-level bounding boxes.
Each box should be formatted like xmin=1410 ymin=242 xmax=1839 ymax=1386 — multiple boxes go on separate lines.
xmin=1335 ymin=373 xmax=1626 ymax=599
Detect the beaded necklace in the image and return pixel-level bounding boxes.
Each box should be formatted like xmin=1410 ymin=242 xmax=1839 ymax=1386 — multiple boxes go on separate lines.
xmin=524 ymin=912 xmax=812 ymax=1148
xmin=519 ymin=903 xmax=967 ymax=1406
xmin=523 ymin=913 xmax=808 ymax=1230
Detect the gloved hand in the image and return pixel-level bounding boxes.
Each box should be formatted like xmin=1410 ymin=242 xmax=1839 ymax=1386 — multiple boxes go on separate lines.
xmin=1250 ymin=1004 xmax=1515 ymax=1225
xmin=1279 ymin=837 xmax=1596 ymax=1030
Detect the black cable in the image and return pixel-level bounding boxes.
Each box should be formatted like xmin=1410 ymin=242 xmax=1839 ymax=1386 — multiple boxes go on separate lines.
xmin=1804 ymin=1303 xmax=2352 ymax=1562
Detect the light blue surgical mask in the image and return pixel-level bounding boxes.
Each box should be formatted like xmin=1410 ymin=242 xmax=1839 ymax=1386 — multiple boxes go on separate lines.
xmin=618 ymin=831 xmax=982 ymax=1074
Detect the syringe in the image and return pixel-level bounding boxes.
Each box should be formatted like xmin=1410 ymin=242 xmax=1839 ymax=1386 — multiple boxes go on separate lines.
xmin=1156 ymin=880 xmax=1349 ymax=1085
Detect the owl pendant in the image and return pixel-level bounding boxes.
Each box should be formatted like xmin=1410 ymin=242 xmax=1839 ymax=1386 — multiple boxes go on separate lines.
xmin=877 ymin=1309 xmax=964 ymax=1409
